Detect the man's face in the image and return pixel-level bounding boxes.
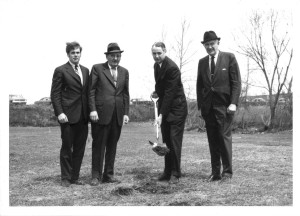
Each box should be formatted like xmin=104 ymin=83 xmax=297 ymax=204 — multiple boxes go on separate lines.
xmin=67 ymin=47 xmax=81 ymax=65
xmin=203 ymin=40 xmax=219 ymax=56
xmin=106 ymin=53 xmax=121 ymax=68
xmin=151 ymin=46 xmax=166 ymax=64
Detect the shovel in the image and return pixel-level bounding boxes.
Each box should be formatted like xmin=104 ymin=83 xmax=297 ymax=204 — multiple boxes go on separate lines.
xmin=149 ymin=92 xmax=170 ymax=156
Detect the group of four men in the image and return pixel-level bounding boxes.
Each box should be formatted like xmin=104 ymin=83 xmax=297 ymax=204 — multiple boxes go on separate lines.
xmin=50 ymin=30 xmax=241 ymax=187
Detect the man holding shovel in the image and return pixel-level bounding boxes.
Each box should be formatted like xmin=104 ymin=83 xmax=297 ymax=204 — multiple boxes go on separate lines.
xmin=151 ymin=42 xmax=187 ymax=184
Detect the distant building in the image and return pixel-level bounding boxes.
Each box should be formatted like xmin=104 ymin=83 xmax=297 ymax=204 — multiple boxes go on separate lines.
xmin=9 ymin=95 xmax=27 ymax=105
xmin=130 ymin=98 xmax=152 ymax=106
xmin=34 ymin=97 xmax=51 ymax=105
xmin=240 ymin=93 xmax=292 ymax=106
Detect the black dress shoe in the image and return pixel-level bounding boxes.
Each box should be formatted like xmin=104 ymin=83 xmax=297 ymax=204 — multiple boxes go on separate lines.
xmin=61 ymin=179 xmax=71 ymax=187
xmin=102 ymin=177 xmax=121 ymax=183
xmin=157 ymin=173 xmax=171 ymax=181
xmin=207 ymin=174 xmax=222 ymax=182
xmin=90 ymin=178 xmax=100 ymax=186
xmin=169 ymin=176 xmax=179 ymax=184
xmin=70 ymin=180 xmax=85 ymax=185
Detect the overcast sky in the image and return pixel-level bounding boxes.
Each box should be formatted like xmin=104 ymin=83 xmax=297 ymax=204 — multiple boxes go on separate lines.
xmin=0 ymin=0 xmax=297 ymax=104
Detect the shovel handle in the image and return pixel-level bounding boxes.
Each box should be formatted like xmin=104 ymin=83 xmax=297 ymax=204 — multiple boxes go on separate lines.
xmin=156 ymin=121 xmax=159 ymax=141
xmin=151 ymin=93 xmax=159 ymax=141
xmin=153 ymin=100 xmax=159 ymax=140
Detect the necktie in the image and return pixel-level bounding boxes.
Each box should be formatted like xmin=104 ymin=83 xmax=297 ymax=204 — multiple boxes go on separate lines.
xmin=74 ymin=64 xmax=79 ymax=74
xmin=111 ymin=68 xmax=117 ymax=86
xmin=74 ymin=64 xmax=82 ymax=85
xmin=210 ymin=55 xmax=215 ymax=77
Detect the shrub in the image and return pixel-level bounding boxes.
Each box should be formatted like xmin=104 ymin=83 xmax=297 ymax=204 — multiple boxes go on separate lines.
xmin=129 ymin=104 xmax=154 ymax=122
xmin=233 ymin=105 xmax=292 ymax=131
xmin=9 ymin=104 xmax=58 ymax=127
xmin=9 ymin=101 xmax=292 ymax=130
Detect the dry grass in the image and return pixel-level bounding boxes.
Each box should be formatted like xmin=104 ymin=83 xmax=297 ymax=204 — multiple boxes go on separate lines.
xmin=9 ymin=123 xmax=292 ymax=206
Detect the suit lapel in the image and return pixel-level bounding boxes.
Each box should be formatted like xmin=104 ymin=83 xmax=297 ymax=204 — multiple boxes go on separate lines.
xmin=103 ymin=62 xmax=116 ymax=88
xmin=116 ymin=67 xmax=125 ymax=90
xmin=214 ymin=51 xmax=222 ymax=79
xmin=80 ymin=65 xmax=87 ymax=87
xmin=155 ymin=57 xmax=168 ymax=82
xmin=65 ymin=62 xmax=82 ymax=85
xmin=204 ymin=56 xmax=211 ymax=82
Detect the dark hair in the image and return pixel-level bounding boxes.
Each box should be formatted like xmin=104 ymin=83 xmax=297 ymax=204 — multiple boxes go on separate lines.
xmin=66 ymin=41 xmax=82 ymax=54
xmin=152 ymin=42 xmax=166 ymax=50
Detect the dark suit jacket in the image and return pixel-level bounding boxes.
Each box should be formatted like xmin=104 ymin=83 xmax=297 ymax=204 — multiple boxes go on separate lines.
xmin=196 ymin=51 xmax=241 ymax=116
xmin=51 ymin=62 xmax=89 ymax=124
xmin=88 ymin=62 xmax=129 ymax=126
xmin=154 ymin=56 xmax=186 ymax=122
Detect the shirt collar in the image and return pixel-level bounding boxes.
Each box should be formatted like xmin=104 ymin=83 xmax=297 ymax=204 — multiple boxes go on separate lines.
xmin=69 ymin=61 xmax=79 ymax=68
xmin=108 ymin=63 xmax=118 ymax=70
xmin=209 ymin=50 xmax=219 ymax=60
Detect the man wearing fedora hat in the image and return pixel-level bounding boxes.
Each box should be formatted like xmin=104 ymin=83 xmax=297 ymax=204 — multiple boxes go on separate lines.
xmin=197 ymin=31 xmax=241 ymax=182
xmin=88 ymin=43 xmax=130 ymax=186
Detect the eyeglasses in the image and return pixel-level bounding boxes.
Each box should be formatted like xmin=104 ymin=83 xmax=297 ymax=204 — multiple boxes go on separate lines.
xmin=204 ymin=40 xmax=218 ymax=48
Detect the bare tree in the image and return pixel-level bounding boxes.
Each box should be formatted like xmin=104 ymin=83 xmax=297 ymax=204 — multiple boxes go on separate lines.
xmin=161 ymin=18 xmax=200 ymax=130
xmin=173 ymin=19 xmax=195 ymax=73
xmin=284 ymin=76 xmax=293 ymax=115
xmin=169 ymin=18 xmax=197 ymax=99
xmin=240 ymin=58 xmax=251 ymax=106
xmin=236 ymin=10 xmax=293 ymax=129
xmin=160 ymin=25 xmax=167 ymax=44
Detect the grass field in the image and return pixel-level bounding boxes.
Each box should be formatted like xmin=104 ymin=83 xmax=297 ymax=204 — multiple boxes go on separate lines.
xmin=9 ymin=122 xmax=292 ymax=206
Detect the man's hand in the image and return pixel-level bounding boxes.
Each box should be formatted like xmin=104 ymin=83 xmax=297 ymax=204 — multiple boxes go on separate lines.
xmin=123 ymin=115 xmax=129 ymax=125
xmin=227 ymin=104 xmax=237 ymax=114
xmin=58 ymin=113 xmax=68 ymax=123
xmin=198 ymin=109 xmax=203 ymax=118
xmin=155 ymin=114 xmax=162 ymax=127
xmin=151 ymin=91 xmax=159 ymax=99
xmin=90 ymin=111 xmax=99 ymax=122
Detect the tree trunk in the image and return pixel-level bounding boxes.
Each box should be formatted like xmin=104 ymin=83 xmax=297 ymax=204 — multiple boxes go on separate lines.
xmin=269 ymin=104 xmax=276 ymax=129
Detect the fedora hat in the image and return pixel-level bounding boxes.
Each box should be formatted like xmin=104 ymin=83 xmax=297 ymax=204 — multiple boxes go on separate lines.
xmin=104 ymin=43 xmax=124 ymax=54
xmin=201 ymin=31 xmax=221 ymax=44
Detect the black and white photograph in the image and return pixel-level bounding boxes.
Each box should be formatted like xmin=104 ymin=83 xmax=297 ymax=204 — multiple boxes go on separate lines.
xmin=0 ymin=0 xmax=298 ymax=215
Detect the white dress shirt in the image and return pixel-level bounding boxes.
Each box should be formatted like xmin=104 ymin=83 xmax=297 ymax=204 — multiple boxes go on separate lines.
xmin=108 ymin=64 xmax=118 ymax=86
xmin=108 ymin=64 xmax=118 ymax=79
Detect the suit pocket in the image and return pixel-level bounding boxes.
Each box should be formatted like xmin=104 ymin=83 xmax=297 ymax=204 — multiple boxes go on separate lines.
xmin=95 ymin=101 xmax=103 ymax=113
xmin=62 ymin=106 xmax=70 ymax=117
xmin=96 ymin=103 xmax=103 ymax=111
xmin=171 ymin=96 xmax=186 ymax=108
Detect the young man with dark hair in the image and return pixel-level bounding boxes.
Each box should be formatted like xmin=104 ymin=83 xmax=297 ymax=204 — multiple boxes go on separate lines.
xmin=51 ymin=41 xmax=89 ymax=187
